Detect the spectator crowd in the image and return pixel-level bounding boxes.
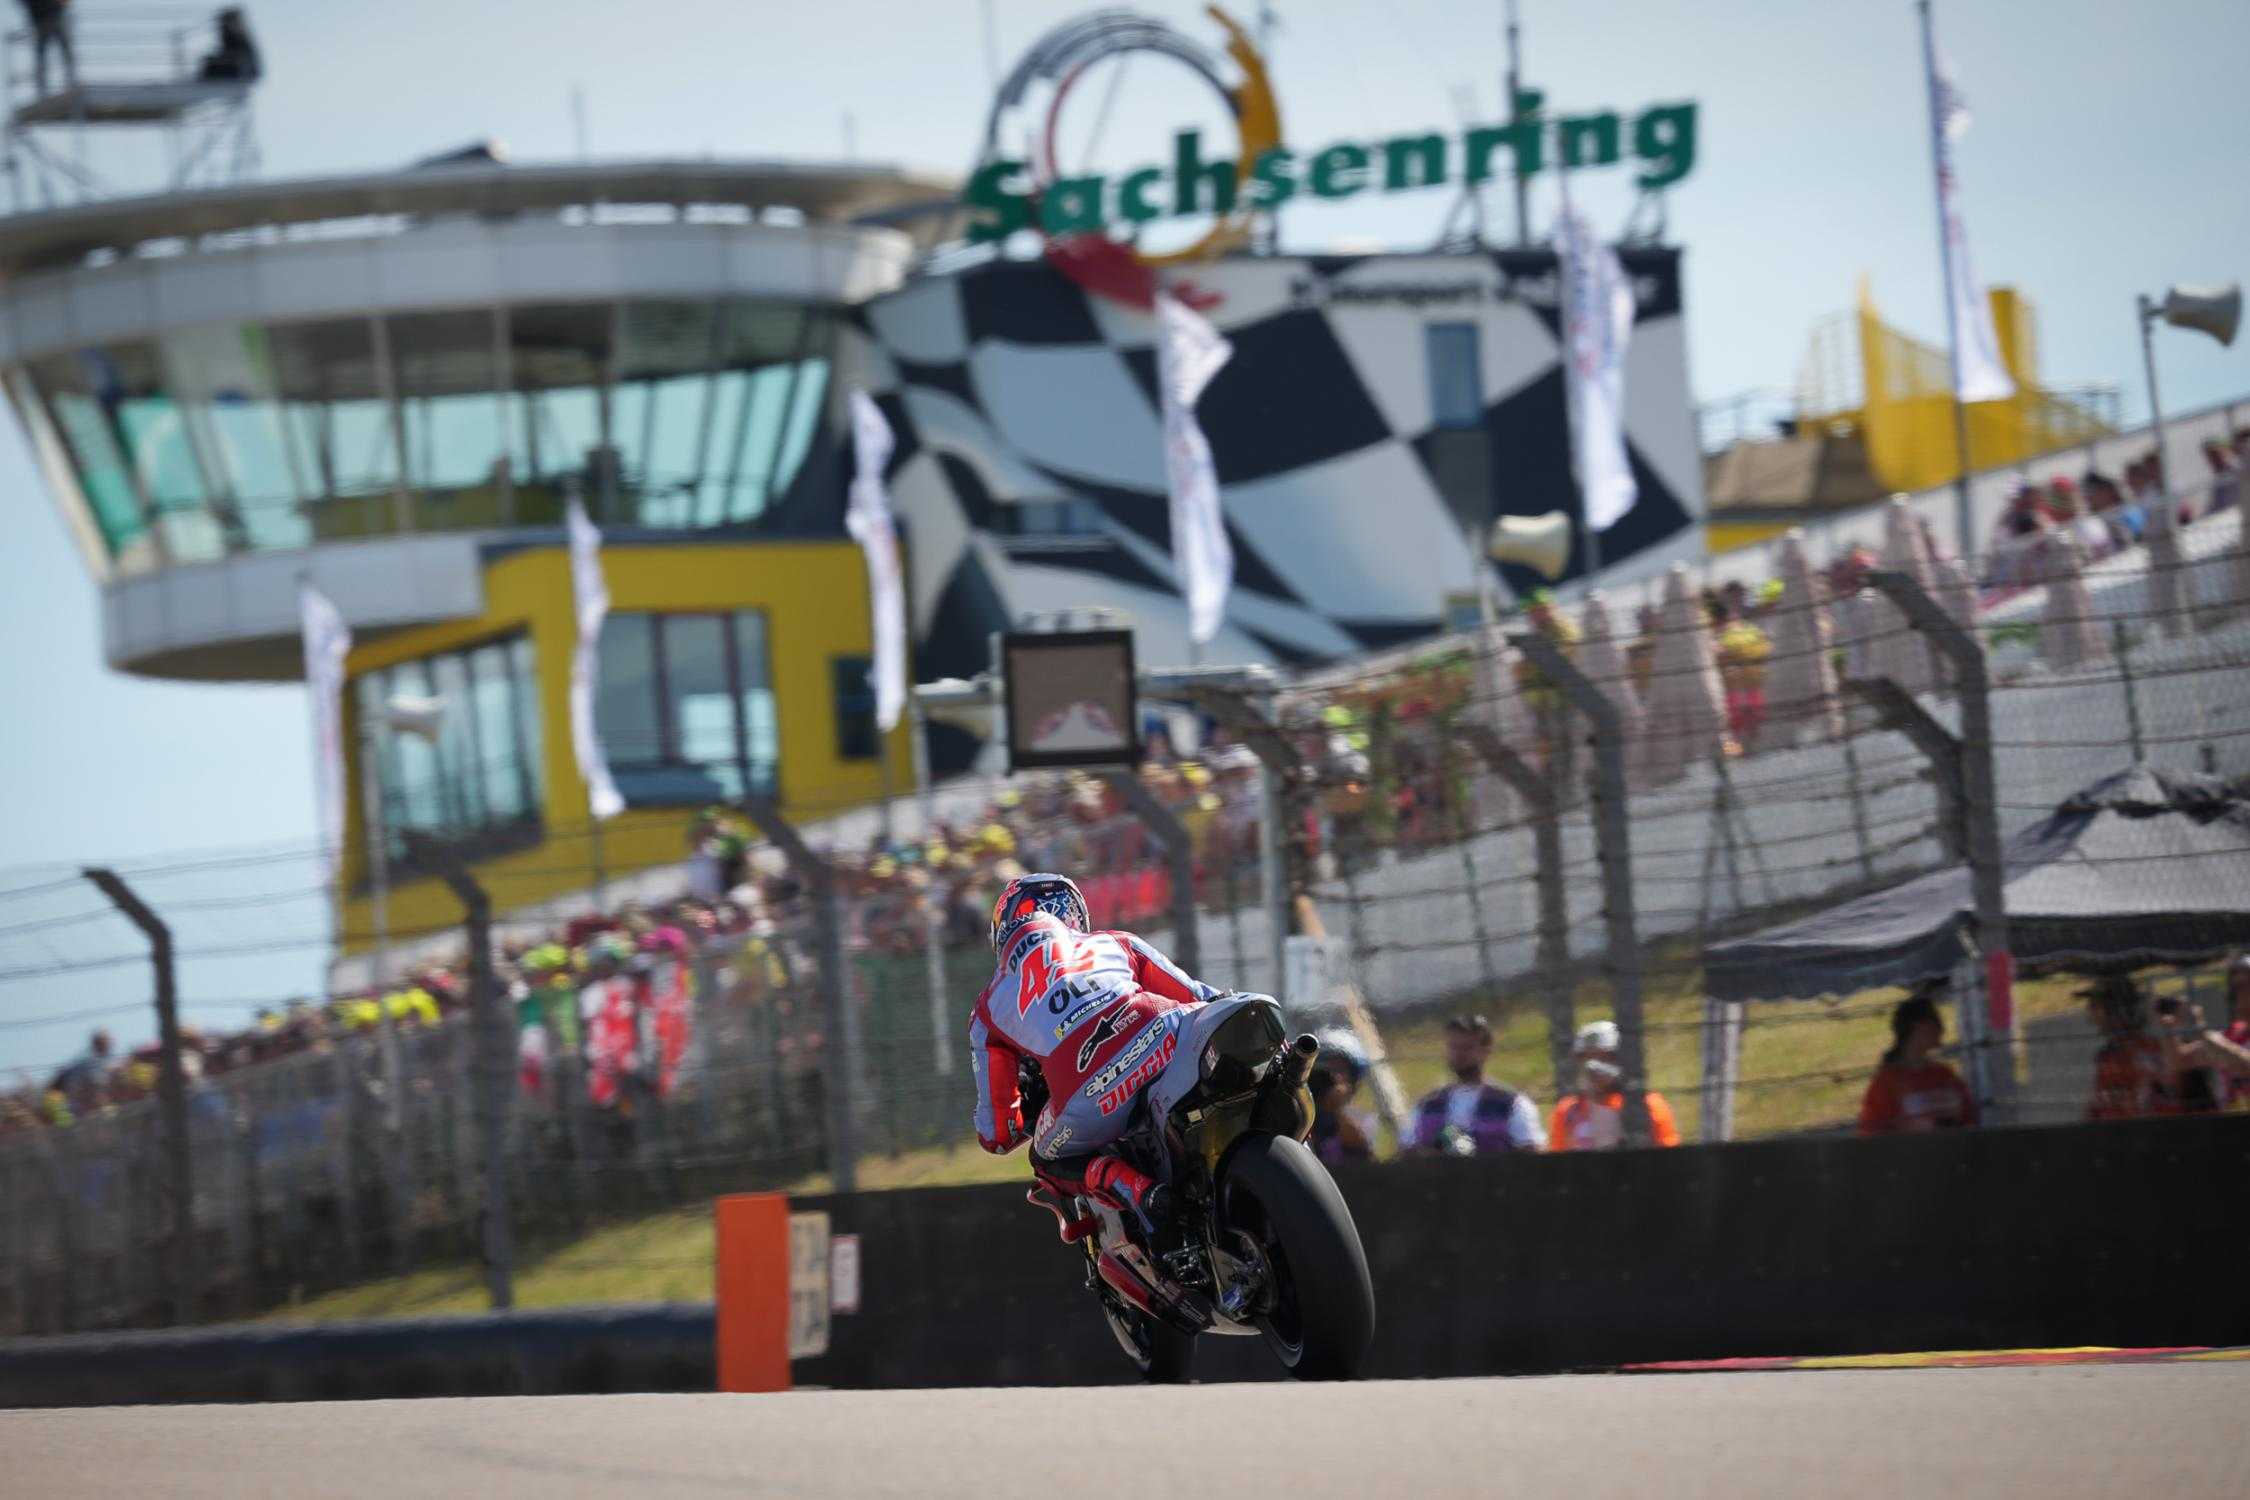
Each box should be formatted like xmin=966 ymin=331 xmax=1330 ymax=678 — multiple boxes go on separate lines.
xmin=6 ymin=433 xmax=2247 ymax=1150
xmin=1985 ymin=432 xmax=2244 ymax=589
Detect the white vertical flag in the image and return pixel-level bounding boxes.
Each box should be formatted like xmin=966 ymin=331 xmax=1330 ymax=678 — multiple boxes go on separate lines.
xmin=845 ymin=390 xmax=908 ymax=732
xmin=1155 ymin=291 xmax=1234 ymax=645
xmin=1924 ymin=30 xmax=2015 ymax=404
xmin=1555 ymin=199 xmax=1639 ymax=534
xmin=566 ymin=492 xmax=626 ymax=821
xmin=299 ymin=583 xmax=354 ymax=875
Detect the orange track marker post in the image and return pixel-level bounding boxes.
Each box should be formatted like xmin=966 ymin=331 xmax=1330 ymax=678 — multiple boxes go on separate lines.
xmin=714 ymin=1192 xmax=793 ymax=1393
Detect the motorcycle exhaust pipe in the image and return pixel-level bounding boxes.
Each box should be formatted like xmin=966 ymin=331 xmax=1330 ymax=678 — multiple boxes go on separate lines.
xmin=1253 ymin=1033 xmax=1321 ymax=1142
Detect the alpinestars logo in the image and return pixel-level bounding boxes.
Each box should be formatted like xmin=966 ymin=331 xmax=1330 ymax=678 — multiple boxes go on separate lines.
xmin=1073 ymin=1006 xmax=1139 ymax=1072
xmin=1083 ymin=1022 xmax=1166 ymax=1096
xmin=1096 ymin=1033 xmax=1178 ymax=1116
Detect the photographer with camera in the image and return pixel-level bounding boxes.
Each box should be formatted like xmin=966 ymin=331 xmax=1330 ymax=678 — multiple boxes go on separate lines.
xmin=1405 ymin=1014 xmax=1545 ymax=1155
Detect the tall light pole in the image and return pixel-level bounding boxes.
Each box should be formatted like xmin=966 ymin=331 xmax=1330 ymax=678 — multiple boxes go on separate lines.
xmin=1916 ymin=0 xmax=1977 ymax=562
xmin=1505 ymin=0 xmax=1530 ymax=247
xmin=2136 ymin=283 xmax=2241 ymax=493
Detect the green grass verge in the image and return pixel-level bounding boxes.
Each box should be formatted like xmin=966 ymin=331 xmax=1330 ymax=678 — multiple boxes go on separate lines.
xmin=261 ymin=1141 xmax=1030 ymax=1323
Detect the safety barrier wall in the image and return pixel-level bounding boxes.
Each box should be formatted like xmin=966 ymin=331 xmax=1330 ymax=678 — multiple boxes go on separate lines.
xmin=5 ymin=1113 xmax=2241 ymax=1405
xmin=800 ymin=1112 xmax=2250 ymax=1385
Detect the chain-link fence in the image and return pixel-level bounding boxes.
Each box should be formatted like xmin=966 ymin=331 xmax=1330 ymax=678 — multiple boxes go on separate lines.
xmin=4 ymin=469 xmax=2248 ymax=1334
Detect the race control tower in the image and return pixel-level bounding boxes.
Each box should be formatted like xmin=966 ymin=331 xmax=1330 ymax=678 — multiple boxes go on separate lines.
xmin=0 ymin=6 xmax=954 ymax=947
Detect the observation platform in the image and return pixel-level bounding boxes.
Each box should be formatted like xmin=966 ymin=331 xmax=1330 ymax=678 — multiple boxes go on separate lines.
xmin=9 ymin=78 xmax=249 ymax=128
xmin=0 ymin=157 xmax=954 ymax=681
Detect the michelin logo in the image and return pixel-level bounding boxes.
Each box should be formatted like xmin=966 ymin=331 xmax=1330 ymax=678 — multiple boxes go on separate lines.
xmin=1053 ymin=996 xmax=1107 ymax=1040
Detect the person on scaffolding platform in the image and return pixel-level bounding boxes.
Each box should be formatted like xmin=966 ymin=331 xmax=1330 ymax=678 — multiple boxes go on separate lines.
xmin=19 ymin=0 xmax=75 ymax=95
xmin=198 ymin=6 xmax=260 ymax=83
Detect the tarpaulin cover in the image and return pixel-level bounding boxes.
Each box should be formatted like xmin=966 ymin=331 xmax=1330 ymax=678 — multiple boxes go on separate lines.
xmin=1703 ymin=766 xmax=2250 ymax=1002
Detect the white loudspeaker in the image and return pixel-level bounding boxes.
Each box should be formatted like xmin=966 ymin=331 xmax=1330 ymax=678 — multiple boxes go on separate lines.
xmin=1487 ymin=509 xmax=1573 ymax=581
xmin=2159 ymin=284 xmax=2240 ymax=347
xmin=382 ymin=694 xmax=450 ymax=743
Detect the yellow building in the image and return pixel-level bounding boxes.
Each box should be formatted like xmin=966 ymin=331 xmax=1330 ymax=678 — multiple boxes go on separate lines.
xmin=336 ymin=538 xmax=909 ymax=954
xmin=1705 ymin=281 xmax=2115 ymax=553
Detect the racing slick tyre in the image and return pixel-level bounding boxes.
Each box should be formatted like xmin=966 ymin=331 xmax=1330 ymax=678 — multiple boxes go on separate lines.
xmin=1098 ymin=1289 xmax=1197 ymax=1383
xmin=1219 ymin=1134 xmax=1376 ymax=1380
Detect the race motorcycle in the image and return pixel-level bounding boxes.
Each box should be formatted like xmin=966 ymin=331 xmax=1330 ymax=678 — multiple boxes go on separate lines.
xmin=1024 ymin=996 xmax=1377 ymax=1382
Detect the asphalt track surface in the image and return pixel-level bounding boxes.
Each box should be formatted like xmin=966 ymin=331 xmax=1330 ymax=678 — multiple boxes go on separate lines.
xmin=6 ymin=1364 xmax=2244 ymax=1498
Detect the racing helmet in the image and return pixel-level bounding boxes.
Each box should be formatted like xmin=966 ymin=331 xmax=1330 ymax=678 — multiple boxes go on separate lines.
xmin=989 ymin=872 xmax=1091 ymax=956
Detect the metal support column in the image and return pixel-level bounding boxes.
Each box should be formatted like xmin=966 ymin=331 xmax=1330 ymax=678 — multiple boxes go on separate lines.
xmin=82 ymin=867 xmax=195 ymax=1325
xmin=1104 ymin=769 xmax=1200 ymax=975
xmin=1458 ymin=722 xmax=1574 ymax=1097
xmin=1847 ymin=678 xmax=1967 ymax=862
xmin=1186 ymin=685 xmax=1307 ymax=1000
xmin=1867 ymin=568 xmax=2017 ymax=1110
xmin=740 ymin=795 xmax=859 ymax=1193
xmin=1512 ymin=633 xmax=1652 ymax=1146
xmin=439 ymin=862 xmax=514 ymax=1310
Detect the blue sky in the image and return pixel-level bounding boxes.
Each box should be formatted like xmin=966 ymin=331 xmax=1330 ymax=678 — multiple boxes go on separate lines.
xmin=2 ymin=0 xmax=2247 ymax=1072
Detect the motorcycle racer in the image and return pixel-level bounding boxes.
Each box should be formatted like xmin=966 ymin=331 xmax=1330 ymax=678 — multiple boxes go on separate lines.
xmin=969 ymin=872 xmax=1237 ymax=1235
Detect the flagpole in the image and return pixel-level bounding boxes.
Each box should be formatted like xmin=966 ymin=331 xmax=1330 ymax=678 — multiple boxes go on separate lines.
xmin=901 ymin=530 xmax=951 ymax=1076
xmin=1919 ymin=0 xmax=1979 ymax=564
xmin=587 ymin=797 xmax=607 ymax=911
xmin=1505 ymin=0 xmax=1530 ymax=248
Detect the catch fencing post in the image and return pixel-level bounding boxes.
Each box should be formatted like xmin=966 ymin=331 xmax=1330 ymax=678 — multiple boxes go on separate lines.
xmin=1846 ymin=678 xmax=1967 ymax=863
xmin=1838 ymin=711 xmax=1881 ymax=884
xmin=1256 ymin=761 xmax=1289 ymax=998
xmin=1104 ymin=769 xmax=1200 ymax=975
xmin=1697 ymin=997 xmax=1744 ymax=1143
xmin=1185 ymin=684 xmax=1305 ymax=999
xmin=1512 ymin=633 xmax=1653 ymax=1147
xmin=740 ymin=796 xmax=860 ymax=1194
xmin=1457 ymin=722 xmax=1575 ymax=1097
xmin=50 ymin=1129 xmax=81 ymax=1330
xmin=82 ymin=867 xmax=196 ymax=1325
xmin=327 ymin=1043 xmax=363 ymax=1276
xmin=438 ymin=861 xmax=514 ymax=1310
xmin=2 ymin=1153 xmax=26 ymax=1334
xmin=1865 ymin=568 xmax=2017 ymax=1111
xmin=444 ymin=1021 xmax=478 ymax=1241
xmin=1188 ymin=684 xmax=1413 ymax=1136
xmin=221 ymin=1102 xmax=254 ymax=1316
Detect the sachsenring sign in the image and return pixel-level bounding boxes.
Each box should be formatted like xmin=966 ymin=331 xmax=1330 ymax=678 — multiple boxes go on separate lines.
xmin=966 ymin=5 xmax=1698 ymax=286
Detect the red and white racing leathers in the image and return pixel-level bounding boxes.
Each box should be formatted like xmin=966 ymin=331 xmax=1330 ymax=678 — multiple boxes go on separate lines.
xmin=969 ymin=912 xmax=1222 ymax=1164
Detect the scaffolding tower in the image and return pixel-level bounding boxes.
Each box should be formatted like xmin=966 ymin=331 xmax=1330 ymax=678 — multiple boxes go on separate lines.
xmin=3 ymin=4 xmax=260 ymax=212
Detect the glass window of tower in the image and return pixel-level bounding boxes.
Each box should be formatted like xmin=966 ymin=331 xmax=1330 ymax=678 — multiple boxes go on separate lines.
xmin=354 ymin=632 xmax=544 ymax=878
xmin=597 ymin=610 xmax=778 ymax=805
xmin=16 ymin=298 xmax=835 ymax=570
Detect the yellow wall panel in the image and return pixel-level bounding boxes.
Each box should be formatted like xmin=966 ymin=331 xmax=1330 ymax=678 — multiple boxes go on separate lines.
xmin=336 ymin=539 xmax=909 ymax=954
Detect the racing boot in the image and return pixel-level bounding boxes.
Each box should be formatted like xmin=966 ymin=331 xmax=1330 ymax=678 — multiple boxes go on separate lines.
xmin=1085 ymin=1154 xmax=1170 ymax=1240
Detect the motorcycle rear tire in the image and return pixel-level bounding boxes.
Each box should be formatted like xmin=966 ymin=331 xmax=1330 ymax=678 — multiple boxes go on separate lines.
xmin=1221 ymin=1134 xmax=1376 ymax=1381
xmin=1099 ymin=1292 xmax=1197 ymax=1384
